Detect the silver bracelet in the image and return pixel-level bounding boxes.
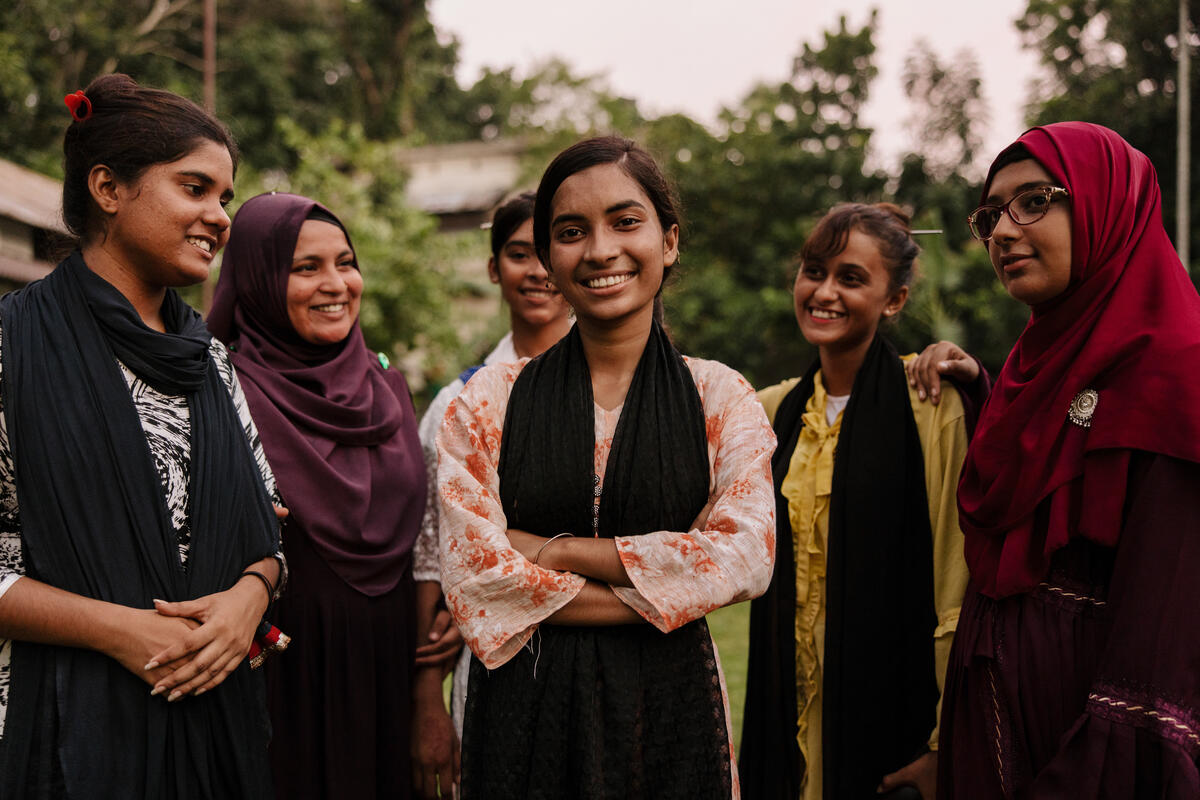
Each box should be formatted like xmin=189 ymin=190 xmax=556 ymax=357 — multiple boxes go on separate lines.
xmin=533 ymin=532 xmax=575 ymax=566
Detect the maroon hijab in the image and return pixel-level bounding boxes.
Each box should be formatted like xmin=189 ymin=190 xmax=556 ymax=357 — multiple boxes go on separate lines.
xmin=209 ymin=192 xmax=425 ymax=595
xmin=958 ymin=123 xmax=1200 ymax=598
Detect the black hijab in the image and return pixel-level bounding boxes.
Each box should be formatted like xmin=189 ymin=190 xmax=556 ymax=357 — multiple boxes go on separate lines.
xmin=741 ymin=334 xmax=938 ymax=799
xmin=0 ymin=252 xmax=278 ymax=798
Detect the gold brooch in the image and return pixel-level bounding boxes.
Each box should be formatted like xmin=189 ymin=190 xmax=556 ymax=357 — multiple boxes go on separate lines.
xmin=1067 ymin=389 xmax=1099 ymax=428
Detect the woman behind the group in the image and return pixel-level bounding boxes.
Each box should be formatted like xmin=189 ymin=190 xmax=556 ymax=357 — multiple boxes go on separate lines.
xmin=436 ymin=136 xmax=776 ymax=798
xmin=413 ymin=191 xmax=572 ymax=746
xmin=939 ymin=122 xmax=1200 ymax=797
xmin=740 ymin=204 xmax=972 ymax=800
xmin=208 ymin=192 xmax=446 ymax=799
xmin=0 ymin=74 xmax=281 ymax=797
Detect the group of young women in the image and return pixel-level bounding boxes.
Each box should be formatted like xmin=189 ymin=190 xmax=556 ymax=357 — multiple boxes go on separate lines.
xmin=0 ymin=71 xmax=1195 ymax=800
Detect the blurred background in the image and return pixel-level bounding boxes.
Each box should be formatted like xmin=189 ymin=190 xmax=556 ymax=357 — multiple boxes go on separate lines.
xmin=2 ymin=0 xmax=1195 ymax=405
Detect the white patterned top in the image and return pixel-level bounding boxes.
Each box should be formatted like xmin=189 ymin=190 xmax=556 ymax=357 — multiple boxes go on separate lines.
xmin=0 ymin=319 xmax=281 ymax=737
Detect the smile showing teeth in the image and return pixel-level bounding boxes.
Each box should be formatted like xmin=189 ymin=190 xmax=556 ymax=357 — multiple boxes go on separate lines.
xmin=311 ymin=303 xmax=346 ymax=313
xmin=186 ymin=237 xmax=212 ymax=253
xmin=809 ymin=307 xmax=844 ymax=320
xmin=585 ymin=273 xmax=633 ymax=289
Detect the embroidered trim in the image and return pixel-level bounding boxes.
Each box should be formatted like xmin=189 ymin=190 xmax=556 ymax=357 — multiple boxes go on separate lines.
xmin=1037 ymin=582 xmax=1108 ymax=607
xmin=1089 ymin=693 xmax=1200 ymax=749
xmin=1067 ymin=388 xmax=1099 ymax=427
xmin=988 ymin=664 xmax=1008 ymax=798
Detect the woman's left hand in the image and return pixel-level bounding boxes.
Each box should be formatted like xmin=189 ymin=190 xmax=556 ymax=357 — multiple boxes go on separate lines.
xmin=506 ymin=529 xmax=547 ymax=563
xmin=878 ymin=751 xmax=936 ymax=799
xmin=146 ymin=577 xmax=268 ymax=700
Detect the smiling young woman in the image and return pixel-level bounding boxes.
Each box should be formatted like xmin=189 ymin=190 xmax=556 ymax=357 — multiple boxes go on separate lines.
xmin=435 ymin=137 xmax=776 ymax=798
xmin=939 ymin=123 xmax=1200 ymax=799
xmin=0 ymin=74 xmax=282 ymax=798
xmin=740 ymin=203 xmax=974 ymax=800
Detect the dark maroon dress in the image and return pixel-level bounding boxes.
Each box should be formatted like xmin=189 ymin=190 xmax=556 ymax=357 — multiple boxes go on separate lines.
xmin=939 ymin=452 xmax=1200 ymax=798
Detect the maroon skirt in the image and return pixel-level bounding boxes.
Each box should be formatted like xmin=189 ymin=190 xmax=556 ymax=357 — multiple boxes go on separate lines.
xmin=266 ymin=529 xmax=415 ymax=800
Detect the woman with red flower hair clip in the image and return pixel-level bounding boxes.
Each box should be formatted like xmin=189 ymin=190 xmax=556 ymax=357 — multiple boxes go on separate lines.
xmin=0 ymin=73 xmax=283 ymax=798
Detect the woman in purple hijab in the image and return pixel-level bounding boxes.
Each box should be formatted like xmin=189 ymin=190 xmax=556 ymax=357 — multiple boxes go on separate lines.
xmin=209 ymin=192 xmax=454 ymax=799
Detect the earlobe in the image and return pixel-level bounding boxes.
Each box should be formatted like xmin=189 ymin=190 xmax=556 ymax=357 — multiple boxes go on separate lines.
xmin=88 ymin=165 xmax=121 ymax=216
xmin=885 ymin=286 xmax=910 ymax=317
xmin=486 ymin=257 xmax=500 ymax=285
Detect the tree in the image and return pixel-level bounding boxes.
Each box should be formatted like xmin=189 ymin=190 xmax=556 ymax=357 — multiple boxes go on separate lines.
xmin=1017 ymin=0 xmax=1198 ymax=270
xmin=658 ymin=13 xmax=888 ymax=388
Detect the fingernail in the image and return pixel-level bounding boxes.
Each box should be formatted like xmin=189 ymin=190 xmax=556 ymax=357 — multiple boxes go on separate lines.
xmin=918 ymin=389 xmax=926 ymax=399
xmin=152 ymin=598 xmax=166 ymax=605
xmin=167 ymin=690 xmax=182 ymax=702
xmin=150 ymin=686 xmax=165 ymax=696
xmin=144 ymin=660 xmax=160 ymax=670
xmin=194 ymin=687 xmax=207 ymax=697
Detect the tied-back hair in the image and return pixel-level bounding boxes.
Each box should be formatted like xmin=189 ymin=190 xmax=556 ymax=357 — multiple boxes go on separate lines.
xmin=532 ymin=136 xmax=683 ymax=278
xmin=490 ymin=191 xmax=536 ymax=259
xmin=801 ymin=202 xmax=920 ymax=292
xmin=61 ymin=73 xmax=238 ymax=242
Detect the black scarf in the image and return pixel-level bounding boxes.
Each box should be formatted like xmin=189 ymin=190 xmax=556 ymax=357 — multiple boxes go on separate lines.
xmin=0 ymin=252 xmax=277 ymax=799
xmin=740 ymin=334 xmax=938 ymax=799
xmin=461 ymin=322 xmax=733 ymax=799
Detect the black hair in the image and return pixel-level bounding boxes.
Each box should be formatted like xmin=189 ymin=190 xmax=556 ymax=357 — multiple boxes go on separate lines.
xmin=490 ymin=192 xmax=536 ymax=259
xmin=532 ymin=136 xmax=682 ymax=276
xmin=61 ymin=73 xmax=239 ymax=241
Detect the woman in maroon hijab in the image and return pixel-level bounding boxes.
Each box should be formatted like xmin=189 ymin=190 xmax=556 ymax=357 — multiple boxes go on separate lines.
xmin=938 ymin=123 xmax=1200 ymax=798
xmin=208 ymin=193 xmax=453 ymax=799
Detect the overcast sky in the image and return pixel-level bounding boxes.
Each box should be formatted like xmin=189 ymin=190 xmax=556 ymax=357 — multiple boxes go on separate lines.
xmin=429 ymin=0 xmax=1043 ymax=173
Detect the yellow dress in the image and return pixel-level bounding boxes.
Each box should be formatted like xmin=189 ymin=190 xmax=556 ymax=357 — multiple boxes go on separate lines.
xmin=756 ymin=356 xmax=969 ymax=800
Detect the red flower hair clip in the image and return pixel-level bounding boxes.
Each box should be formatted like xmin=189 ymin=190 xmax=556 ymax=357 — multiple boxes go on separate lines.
xmin=64 ymin=90 xmax=92 ymax=122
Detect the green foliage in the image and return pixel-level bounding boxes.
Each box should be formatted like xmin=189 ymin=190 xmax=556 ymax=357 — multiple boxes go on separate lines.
xmin=658 ymin=14 xmax=889 ymax=388
xmin=1017 ymin=0 xmax=1198 ymax=270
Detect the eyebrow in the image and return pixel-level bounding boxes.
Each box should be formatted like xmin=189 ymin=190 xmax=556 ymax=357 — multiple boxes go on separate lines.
xmin=504 ymin=239 xmax=534 ymax=248
xmin=550 ymin=199 xmax=648 ymax=228
xmin=985 ymin=180 xmax=1053 ymax=205
xmin=178 ymin=170 xmax=235 ymax=202
xmin=292 ymin=249 xmax=354 ymax=264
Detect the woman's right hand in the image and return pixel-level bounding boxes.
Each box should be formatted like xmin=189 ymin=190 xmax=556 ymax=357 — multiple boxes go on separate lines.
xmin=103 ymin=607 xmax=200 ymax=688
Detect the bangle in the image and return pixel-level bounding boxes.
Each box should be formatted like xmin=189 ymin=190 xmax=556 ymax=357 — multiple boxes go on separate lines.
xmin=533 ymin=532 xmax=574 ymax=566
xmin=240 ymin=569 xmax=275 ymax=612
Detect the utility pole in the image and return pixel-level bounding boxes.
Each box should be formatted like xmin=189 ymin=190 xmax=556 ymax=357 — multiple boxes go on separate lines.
xmin=1178 ymin=0 xmax=1191 ymax=268
xmin=202 ymin=0 xmax=217 ymax=313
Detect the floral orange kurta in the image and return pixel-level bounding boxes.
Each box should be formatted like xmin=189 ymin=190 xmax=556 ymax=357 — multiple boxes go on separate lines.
xmin=436 ymin=356 xmax=776 ymax=670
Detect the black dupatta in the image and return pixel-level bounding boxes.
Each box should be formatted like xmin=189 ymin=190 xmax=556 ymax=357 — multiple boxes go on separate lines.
xmin=461 ymin=321 xmax=733 ymax=800
xmin=0 ymin=253 xmax=277 ymax=799
xmin=741 ymin=334 xmax=938 ymax=799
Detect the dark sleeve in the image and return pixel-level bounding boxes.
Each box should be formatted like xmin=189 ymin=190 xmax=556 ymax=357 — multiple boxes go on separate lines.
xmin=1031 ymin=453 xmax=1200 ymax=798
xmin=948 ymin=356 xmax=991 ymax=438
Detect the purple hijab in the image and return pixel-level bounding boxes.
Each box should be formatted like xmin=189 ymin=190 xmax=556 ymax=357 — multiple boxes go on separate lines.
xmin=209 ymin=192 xmax=425 ymax=596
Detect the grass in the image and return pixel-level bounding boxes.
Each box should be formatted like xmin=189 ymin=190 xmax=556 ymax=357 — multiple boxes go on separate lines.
xmin=707 ymin=599 xmax=752 ymax=747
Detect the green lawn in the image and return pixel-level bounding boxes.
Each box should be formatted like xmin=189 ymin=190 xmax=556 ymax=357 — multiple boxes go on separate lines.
xmin=707 ymin=599 xmax=752 ymax=747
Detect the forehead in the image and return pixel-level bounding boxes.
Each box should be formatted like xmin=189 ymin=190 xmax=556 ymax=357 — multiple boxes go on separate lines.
xmin=986 ymin=158 xmax=1056 ymax=202
xmin=505 ymin=217 xmax=534 ymax=244
xmin=834 ymin=229 xmax=888 ymax=273
xmin=293 ymin=219 xmax=350 ymax=253
xmin=551 ymin=163 xmax=651 ymax=214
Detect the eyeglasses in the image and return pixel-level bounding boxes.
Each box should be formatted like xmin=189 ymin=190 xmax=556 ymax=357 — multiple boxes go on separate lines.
xmin=967 ymin=186 xmax=1070 ymax=241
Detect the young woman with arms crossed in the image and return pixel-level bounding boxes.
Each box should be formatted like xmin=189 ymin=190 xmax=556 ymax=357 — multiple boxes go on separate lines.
xmin=436 ymin=137 xmax=776 ymax=798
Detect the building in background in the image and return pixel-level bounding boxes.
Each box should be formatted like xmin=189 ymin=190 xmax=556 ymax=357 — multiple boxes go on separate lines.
xmin=0 ymin=158 xmax=66 ymax=295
